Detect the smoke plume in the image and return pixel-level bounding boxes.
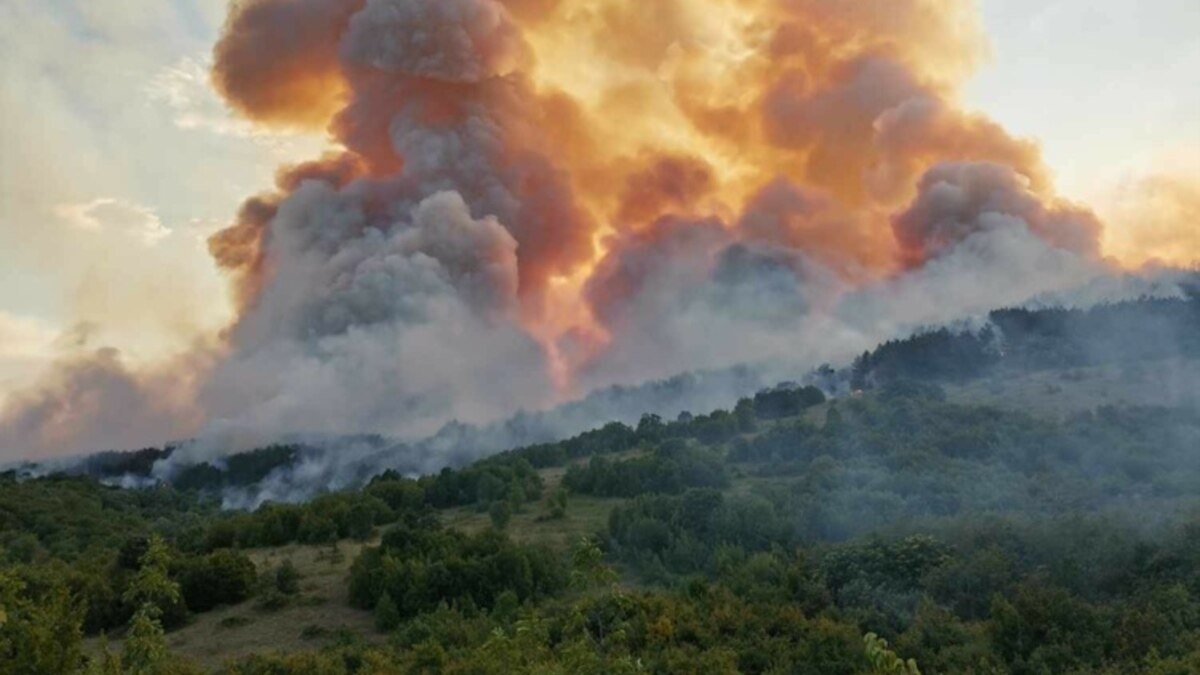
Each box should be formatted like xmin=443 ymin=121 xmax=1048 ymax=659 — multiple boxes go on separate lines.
xmin=1 ymin=0 xmax=1196 ymax=461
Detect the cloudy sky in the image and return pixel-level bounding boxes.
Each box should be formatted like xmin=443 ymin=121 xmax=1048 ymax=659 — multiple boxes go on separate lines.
xmin=0 ymin=0 xmax=1197 ymax=404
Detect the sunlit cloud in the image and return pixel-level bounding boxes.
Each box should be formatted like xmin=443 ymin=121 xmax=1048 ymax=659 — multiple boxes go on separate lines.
xmin=0 ymin=312 xmax=58 ymax=361
xmin=0 ymin=311 xmax=59 ymax=405
xmin=53 ymin=198 xmax=171 ymax=246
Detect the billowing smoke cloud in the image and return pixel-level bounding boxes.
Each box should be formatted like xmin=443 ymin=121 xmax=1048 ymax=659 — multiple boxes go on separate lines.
xmin=0 ymin=348 xmax=206 ymax=456
xmin=211 ymin=0 xmax=362 ymax=127
xmin=892 ymin=162 xmax=1102 ymax=266
xmin=199 ymin=187 xmax=553 ymax=440
xmin=1 ymin=0 xmax=1197 ymax=463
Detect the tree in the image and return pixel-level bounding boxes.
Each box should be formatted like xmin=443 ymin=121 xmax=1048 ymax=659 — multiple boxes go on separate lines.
xmin=637 ymin=414 xmax=664 ymax=440
xmin=375 ymin=592 xmax=401 ymax=632
xmin=489 ymin=501 xmax=513 ymax=530
xmin=544 ymin=488 xmax=569 ymax=520
xmin=180 ymin=550 xmax=256 ymax=612
xmin=477 ymin=474 xmax=506 ymax=506
xmin=275 ymin=560 xmax=300 ymax=595
xmin=123 ymin=606 xmax=169 ymax=675
xmin=571 ymin=538 xmax=618 ymax=590
xmin=506 ymin=484 xmax=527 ymax=511
xmin=123 ymin=536 xmax=183 ymax=626
xmin=344 ymin=503 xmax=376 ymax=541
xmin=298 ymin=512 xmax=338 ymax=544
xmin=851 ymin=351 xmax=872 ymax=390
xmin=118 ymin=534 xmax=194 ymax=674
xmin=864 ymin=632 xmax=922 ymax=675
xmin=0 ymin=572 xmax=85 ymax=675
xmin=734 ymin=398 xmax=757 ymax=432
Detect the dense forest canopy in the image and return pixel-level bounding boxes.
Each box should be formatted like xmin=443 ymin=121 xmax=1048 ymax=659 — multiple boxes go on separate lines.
xmin=852 ymin=291 xmax=1200 ymax=388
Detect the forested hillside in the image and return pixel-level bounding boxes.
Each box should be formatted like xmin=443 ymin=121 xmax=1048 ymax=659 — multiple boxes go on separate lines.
xmin=3 ymin=361 xmax=1200 ymax=674
xmin=851 ymin=291 xmax=1200 ymax=388
xmin=33 ymin=293 xmax=1197 ymax=516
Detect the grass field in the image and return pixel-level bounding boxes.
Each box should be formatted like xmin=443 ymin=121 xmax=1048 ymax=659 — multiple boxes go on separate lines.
xmin=91 ymin=459 xmax=627 ymax=670
xmin=440 ymin=462 xmax=622 ymax=550
xmin=159 ymin=540 xmax=379 ymax=670
xmin=141 ymin=485 xmax=618 ymax=669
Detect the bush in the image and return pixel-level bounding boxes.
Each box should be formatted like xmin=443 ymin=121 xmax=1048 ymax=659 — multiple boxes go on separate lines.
xmin=274 ymin=560 xmax=301 ymax=595
xmin=489 ymin=501 xmax=513 ymax=530
xmin=180 ymin=550 xmax=257 ymax=613
xmin=375 ymin=592 xmax=401 ymax=632
xmin=753 ymin=385 xmax=826 ymax=419
xmin=256 ymin=589 xmax=290 ymax=612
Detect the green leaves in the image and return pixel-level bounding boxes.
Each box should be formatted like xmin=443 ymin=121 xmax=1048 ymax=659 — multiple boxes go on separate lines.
xmin=864 ymin=632 xmax=922 ymax=675
xmin=122 ymin=536 xmax=181 ymax=620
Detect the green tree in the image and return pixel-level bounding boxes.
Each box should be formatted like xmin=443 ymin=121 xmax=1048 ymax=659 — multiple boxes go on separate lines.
xmin=123 ymin=606 xmax=169 ymax=675
xmin=297 ymin=512 xmax=338 ymax=544
xmin=864 ymin=632 xmax=922 ymax=675
xmin=180 ymin=550 xmax=256 ymax=612
xmin=122 ymin=536 xmax=181 ymax=620
xmin=734 ymin=398 xmax=758 ymax=432
xmin=0 ymin=572 xmax=85 ymax=675
xmin=344 ymin=504 xmax=376 ymax=541
xmin=375 ymin=592 xmax=401 ymax=632
xmin=570 ymin=537 xmax=618 ymax=590
xmin=119 ymin=534 xmax=189 ymax=675
xmin=275 ymin=560 xmax=301 ymax=595
xmin=489 ymin=501 xmax=513 ymax=530
xmin=545 ymin=488 xmax=569 ymax=520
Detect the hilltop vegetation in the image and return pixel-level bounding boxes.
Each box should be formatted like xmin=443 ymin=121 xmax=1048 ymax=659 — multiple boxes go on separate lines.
xmin=851 ymin=292 xmax=1200 ymax=389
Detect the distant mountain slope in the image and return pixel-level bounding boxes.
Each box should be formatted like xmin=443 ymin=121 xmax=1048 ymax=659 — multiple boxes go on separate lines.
xmin=19 ymin=290 xmax=1200 ymax=507
xmin=850 ymin=290 xmax=1200 ymax=389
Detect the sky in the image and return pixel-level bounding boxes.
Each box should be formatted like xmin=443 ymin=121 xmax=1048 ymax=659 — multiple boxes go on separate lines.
xmin=965 ymin=0 xmax=1200 ymax=202
xmin=0 ymin=0 xmax=1197 ymax=404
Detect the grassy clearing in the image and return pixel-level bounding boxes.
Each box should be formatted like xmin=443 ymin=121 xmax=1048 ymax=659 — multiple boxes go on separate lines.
xmin=441 ymin=492 xmax=619 ymax=550
xmin=440 ymin=449 xmax=642 ymax=549
xmin=163 ymin=540 xmax=379 ymax=670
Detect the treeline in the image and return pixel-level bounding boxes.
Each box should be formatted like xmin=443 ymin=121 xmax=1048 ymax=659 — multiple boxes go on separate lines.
xmin=71 ymin=443 xmax=306 ymax=489
xmin=173 ymin=445 xmax=301 ymax=491
xmin=48 ymin=382 xmax=826 ymax=503
xmin=0 ymin=474 xmax=215 ymax=563
xmin=509 ymin=384 xmax=825 ymax=500
xmin=563 ymin=441 xmax=729 ymax=498
xmin=499 ymin=384 xmax=825 ymax=470
xmin=852 ymin=293 xmax=1200 ymax=387
xmin=201 ymin=457 xmax=546 ymax=551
